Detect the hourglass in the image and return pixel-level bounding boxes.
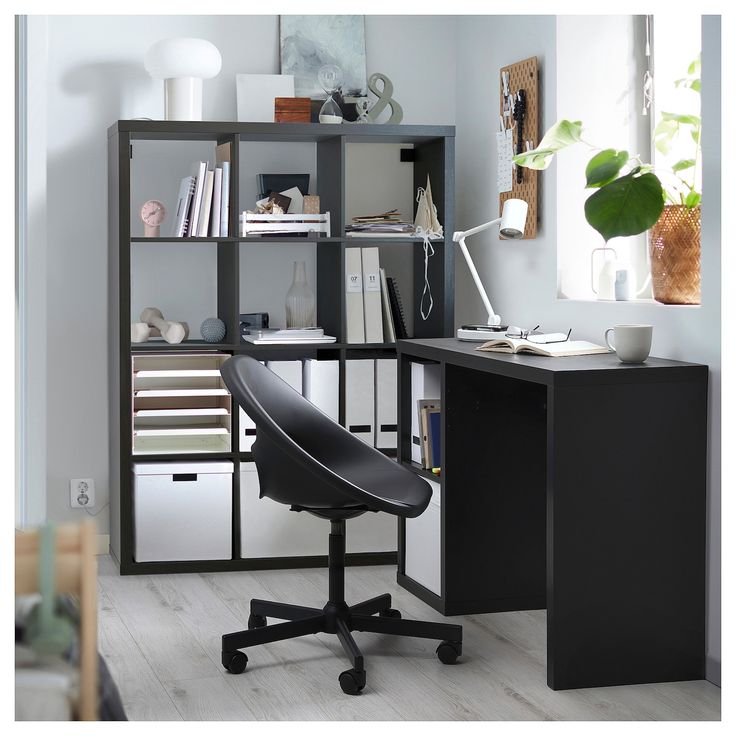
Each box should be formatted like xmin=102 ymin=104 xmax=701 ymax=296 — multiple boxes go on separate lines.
xmin=318 ymin=64 xmax=344 ymax=124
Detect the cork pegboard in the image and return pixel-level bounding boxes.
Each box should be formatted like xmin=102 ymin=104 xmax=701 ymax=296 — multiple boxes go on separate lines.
xmin=499 ymin=56 xmax=539 ymax=239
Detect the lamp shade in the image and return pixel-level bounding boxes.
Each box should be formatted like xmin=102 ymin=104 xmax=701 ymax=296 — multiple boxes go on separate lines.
xmin=499 ymin=198 xmax=528 ymax=239
xmin=144 ymin=38 xmax=222 ymax=80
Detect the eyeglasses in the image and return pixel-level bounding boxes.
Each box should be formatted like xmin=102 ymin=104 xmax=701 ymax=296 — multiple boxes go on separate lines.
xmin=505 ymin=326 xmax=573 ymax=344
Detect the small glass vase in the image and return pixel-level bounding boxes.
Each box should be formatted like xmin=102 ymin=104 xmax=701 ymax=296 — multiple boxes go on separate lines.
xmin=285 ymin=261 xmax=316 ymax=328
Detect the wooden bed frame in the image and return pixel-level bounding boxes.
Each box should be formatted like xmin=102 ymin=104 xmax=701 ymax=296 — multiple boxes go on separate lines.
xmin=15 ymin=521 xmax=97 ymax=720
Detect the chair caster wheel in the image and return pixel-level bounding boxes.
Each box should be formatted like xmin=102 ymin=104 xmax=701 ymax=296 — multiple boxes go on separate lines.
xmin=339 ymin=668 xmax=366 ymax=695
xmin=436 ymin=640 xmax=461 ymax=664
xmin=223 ymin=651 xmax=248 ymax=674
xmin=379 ymin=608 xmax=401 ymax=619
xmin=248 ymin=614 xmax=267 ymax=629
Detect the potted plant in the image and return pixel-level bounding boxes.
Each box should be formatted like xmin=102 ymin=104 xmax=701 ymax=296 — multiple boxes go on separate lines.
xmin=514 ymin=56 xmax=702 ymax=304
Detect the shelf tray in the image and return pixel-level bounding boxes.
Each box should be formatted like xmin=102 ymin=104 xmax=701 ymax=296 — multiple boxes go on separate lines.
xmin=134 ymin=427 xmax=230 ymax=437
xmin=134 ymin=388 xmax=229 ymax=398
xmin=134 ymin=408 xmax=230 ymax=418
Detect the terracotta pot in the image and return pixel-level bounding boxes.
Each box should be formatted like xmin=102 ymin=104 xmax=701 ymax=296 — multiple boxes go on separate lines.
xmin=648 ymin=204 xmax=701 ymax=304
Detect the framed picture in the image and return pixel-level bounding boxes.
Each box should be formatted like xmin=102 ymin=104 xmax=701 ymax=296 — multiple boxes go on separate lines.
xmin=280 ymin=15 xmax=367 ymax=99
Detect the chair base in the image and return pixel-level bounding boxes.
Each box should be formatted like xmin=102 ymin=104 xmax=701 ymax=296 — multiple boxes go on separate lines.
xmin=221 ymin=519 xmax=463 ymax=694
xmin=221 ymin=594 xmax=463 ymax=694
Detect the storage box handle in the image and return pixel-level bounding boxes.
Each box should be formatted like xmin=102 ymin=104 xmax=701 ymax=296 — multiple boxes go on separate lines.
xmin=172 ymin=473 xmax=198 ymax=482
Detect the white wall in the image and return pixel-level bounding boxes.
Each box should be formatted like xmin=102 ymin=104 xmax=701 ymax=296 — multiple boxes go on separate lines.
xmin=39 ymin=15 xmax=456 ymax=533
xmin=33 ymin=12 xmax=719 ymax=682
xmin=455 ymin=14 xmax=720 ymax=684
xmin=556 ymin=16 xmax=650 ymax=300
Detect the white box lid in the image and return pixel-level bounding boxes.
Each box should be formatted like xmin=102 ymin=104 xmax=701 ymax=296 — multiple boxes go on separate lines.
xmin=134 ymin=461 xmax=234 ymax=476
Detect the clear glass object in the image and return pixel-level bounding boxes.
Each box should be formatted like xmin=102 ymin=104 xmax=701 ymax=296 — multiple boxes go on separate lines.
xmin=285 ymin=261 xmax=316 ymax=328
xmin=318 ymin=64 xmax=344 ymax=124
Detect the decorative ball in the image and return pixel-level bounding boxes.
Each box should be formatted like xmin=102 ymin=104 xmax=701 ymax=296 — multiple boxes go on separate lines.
xmin=200 ymin=317 xmax=226 ymax=343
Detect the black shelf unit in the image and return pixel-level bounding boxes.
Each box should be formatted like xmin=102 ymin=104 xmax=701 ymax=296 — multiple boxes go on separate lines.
xmin=108 ymin=120 xmax=455 ymax=575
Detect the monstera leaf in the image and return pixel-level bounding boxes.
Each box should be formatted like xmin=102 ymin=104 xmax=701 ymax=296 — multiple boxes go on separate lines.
xmin=584 ymin=171 xmax=665 ymax=242
xmin=512 ymin=120 xmax=583 ymax=170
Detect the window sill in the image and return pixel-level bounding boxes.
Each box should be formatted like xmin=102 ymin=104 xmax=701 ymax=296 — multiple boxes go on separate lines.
xmin=557 ymin=296 xmax=701 ymax=308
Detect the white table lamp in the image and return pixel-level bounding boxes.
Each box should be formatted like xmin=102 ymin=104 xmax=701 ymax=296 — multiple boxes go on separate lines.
xmin=145 ymin=38 xmax=222 ymax=121
xmin=453 ymin=198 xmax=528 ymax=341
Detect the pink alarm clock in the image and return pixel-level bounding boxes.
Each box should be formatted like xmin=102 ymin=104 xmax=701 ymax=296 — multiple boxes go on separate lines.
xmin=141 ymin=199 xmax=166 ymax=237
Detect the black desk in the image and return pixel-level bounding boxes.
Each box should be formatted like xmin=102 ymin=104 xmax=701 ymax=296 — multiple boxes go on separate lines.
xmin=396 ymin=338 xmax=708 ymax=690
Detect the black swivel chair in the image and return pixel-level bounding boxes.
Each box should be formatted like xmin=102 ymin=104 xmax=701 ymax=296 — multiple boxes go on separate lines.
xmin=220 ymin=356 xmax=462 ymax=695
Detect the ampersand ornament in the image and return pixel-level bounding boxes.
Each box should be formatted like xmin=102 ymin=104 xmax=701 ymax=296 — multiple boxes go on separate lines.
xmin=364 ymin=73 xmax=403 ymax=125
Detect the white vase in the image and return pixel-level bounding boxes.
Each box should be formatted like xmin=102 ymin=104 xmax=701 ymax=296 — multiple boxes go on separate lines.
xmin=285 ymin=261 xmax=315 ymax=328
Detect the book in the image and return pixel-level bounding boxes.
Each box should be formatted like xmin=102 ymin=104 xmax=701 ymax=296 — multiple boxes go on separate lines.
xmin=477 ymin=336 xmax=609 ymax=357
xmin=210 ymin=167 xmax=223 ymax=238
xmin=345 ymin=248 xmax=365 ymax=343
xmin=245 ymin=327 xmax=324 ymax=340
xmin=187 ymin=161 xmax=208 ymax=236
xmin=360 ymin=247 xmax=384 ymax=343
xmin=379 ymin=268 xmax=396 ymax=343
xmin=172 ymin=175 xmax=195 ymax=237
xmin=197 ymin=169 xmax=215 ymax=237
xmin=243 ymin=335 xmax=336 ymax=345
xmin=418 ymin=399 xmax=440 ymax=469
xmin=428 ymin=409 xmax=441 ymax=468
xmin=386 ymin=277 xmax=408 ymax=339
xmin=216 ymin=142 xmax=231 ymax=236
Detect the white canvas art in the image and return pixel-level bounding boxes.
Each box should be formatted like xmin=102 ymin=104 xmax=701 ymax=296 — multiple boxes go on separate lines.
xmin=280 ymin=15 xmax=367 ymax=99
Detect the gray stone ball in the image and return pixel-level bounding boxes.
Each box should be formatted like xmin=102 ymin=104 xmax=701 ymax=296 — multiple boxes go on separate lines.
xmin=200 ymin=317 xmax=226 ymax=343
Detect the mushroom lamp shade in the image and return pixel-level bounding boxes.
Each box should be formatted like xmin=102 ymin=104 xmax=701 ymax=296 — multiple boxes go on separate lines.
xmin=145 ymin=38 xmax=222 ymax=121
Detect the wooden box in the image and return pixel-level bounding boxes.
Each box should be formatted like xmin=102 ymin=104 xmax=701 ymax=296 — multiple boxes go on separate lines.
xmin=274 ymin=97 xmax=312 ymax=123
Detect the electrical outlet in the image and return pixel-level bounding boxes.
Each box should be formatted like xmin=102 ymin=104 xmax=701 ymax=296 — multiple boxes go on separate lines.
xmin=70 ymin=478 xmax=95 ymax=509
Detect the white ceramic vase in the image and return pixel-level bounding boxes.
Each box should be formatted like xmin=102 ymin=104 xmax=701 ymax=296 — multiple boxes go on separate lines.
xmin=285 ymin=261 xmax=315 ymax=328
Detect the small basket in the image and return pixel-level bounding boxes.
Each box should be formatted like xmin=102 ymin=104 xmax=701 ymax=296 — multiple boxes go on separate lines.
xmin=648 ymin=205 xmax=701 ymax=305
xmin=240 ymin=212 xmax=331 ymax=237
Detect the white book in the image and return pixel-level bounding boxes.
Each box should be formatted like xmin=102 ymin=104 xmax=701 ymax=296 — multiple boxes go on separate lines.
xmin=216 ymin=143 xmax=231 ymax=236
xmin=361 ymin=247 xmax=384 ymax=344
xmin=345 ymin=248 xmax=365 ymax=343
xmin=188 ymin=161 xmax=208 ymax=236
xmin=172 ymin=175 xmax=195 ymax=237
xmin=210 ymin=167 xmax=223 ymax=238
xmin=197 ymin=169 xmax=215 ymax=237
xmin=220 ymin=161 xmax=230 ymax=236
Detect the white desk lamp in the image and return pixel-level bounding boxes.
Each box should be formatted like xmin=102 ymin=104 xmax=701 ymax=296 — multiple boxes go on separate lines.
xmin=453 ymin=198 xmax=528 ymax=341
xmin=145 ymin=38 xmax=222 ymax=121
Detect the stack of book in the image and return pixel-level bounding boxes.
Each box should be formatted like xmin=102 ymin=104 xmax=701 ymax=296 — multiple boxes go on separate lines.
xmin=172 ymin=143 xmax=231 ymax=238
xmin=241 ymin=327 xmax=337 ymax=345
xmin=346 ymin=210 xmax=416 ymax=237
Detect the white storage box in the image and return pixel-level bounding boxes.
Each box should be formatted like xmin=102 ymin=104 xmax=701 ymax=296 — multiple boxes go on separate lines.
xmin=240 ymin=463 xmax=325 ymax=558
xmin=240 ymin=463 xmax=397 ymax=558
xmin=405 ymin=478 xmax=441 ymax=595
xmin=133 ymin=461 xmax=233 ymax=562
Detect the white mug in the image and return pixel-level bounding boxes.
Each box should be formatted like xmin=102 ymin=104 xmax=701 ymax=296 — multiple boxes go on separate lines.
xmin=605 ymin=324 xmax=653 ymax=363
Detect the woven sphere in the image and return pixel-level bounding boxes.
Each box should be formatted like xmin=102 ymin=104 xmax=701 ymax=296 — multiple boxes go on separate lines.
xmin=200 ymin=317 xmax=226 ymax=343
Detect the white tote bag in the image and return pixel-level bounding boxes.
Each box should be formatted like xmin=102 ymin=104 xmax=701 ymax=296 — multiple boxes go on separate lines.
xmin=414 ymin=176 xmax=443 ymax=320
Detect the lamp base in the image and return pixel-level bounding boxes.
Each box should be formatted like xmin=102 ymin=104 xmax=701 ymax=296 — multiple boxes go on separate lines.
xmin=165 ymin=77 xmax=203 ymax=121
xmin=457 ymin=325 xmax=508 ymax=342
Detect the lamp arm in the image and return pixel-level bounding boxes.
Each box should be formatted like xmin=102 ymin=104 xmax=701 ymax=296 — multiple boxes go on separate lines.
xmin=452 ymin=216 xmax=502 ymax=242
xmin=456 ymin=235 xmax=500 ymax=326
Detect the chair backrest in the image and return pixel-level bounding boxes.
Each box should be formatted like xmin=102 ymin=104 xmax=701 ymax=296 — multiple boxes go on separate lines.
xmin=221 ymin=356 xmax=431 ymax=518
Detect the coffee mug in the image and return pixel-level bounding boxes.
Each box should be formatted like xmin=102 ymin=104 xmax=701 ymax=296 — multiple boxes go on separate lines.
xmin=604 ymin=324 xmax=653 ymax=363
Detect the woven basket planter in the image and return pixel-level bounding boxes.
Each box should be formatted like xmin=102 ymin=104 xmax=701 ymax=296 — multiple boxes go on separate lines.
xmin=648 ymin=205 xmax=701 ymax=304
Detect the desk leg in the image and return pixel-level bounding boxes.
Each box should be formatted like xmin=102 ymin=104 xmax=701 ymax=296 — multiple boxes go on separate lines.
xmin=546 ymin=377 xmax=707 ymax=690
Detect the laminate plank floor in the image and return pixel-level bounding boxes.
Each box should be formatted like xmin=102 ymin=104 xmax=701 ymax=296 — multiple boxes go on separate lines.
xmin=97 ymin=557 xmax=720 ymax=722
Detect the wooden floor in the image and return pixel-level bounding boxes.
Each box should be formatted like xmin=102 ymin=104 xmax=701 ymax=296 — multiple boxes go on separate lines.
xmin=96 ymin=556 xmax=720 ymax=721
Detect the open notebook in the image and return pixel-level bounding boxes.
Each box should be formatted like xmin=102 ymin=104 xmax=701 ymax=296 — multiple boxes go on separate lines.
xmin=477 ymin=334 xmax=609 ymax=357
